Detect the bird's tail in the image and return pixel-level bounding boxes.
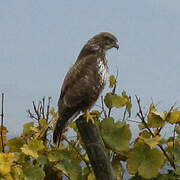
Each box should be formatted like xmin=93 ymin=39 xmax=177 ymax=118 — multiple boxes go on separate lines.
xmin=53 ymin=109 xmax=79 ymax=145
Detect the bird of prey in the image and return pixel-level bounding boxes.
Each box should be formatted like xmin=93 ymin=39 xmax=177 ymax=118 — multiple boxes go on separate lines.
xmin=53 ymin=32 xmax=119 ymax=144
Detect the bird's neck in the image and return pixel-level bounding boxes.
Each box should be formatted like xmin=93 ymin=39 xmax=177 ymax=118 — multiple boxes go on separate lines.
xmin=76 ymin=46 xmax=105 ymax=62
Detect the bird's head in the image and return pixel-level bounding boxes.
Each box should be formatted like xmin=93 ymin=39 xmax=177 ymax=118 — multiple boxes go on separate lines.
xmin=89 ymin=32 xmax=119 ymax=51
xmin=76 ymin=32 xmax=119 ymax=61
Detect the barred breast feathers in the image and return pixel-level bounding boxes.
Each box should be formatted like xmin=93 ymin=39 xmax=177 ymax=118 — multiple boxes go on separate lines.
xmin=97 ymin=57 xmax=109 ymax=87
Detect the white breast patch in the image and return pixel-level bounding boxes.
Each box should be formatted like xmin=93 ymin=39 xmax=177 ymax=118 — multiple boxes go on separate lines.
xmin=97 ymin=58 xmax=109 ymax=86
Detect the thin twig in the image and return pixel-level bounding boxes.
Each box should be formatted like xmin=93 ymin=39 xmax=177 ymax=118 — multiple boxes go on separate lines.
xmin=33 ymin=101 xmax=40 ymax=120
xmin=126 ymin=119 xmax=141 ymax=124
xmin=101 ymin=96 xmax=107 ymax=118
xmin=122 ymin=107 xmax=127 ymax=121
xmin=42 ymin=97 xmax=45 ymax=119
xmin=136 ymin=95 xmax=154 ymax=135
xmin=172 ymin=123 xmax=177 ymax=163
xmin=108 ymin=84 xmax=116 ymax=117
xmin=173 ymin=124 xmax=177 ymax=149
xmin=46 ymin=97 xmax=51 ymax=122
xmin=27 ymin=109 xmax=39 ymax=120
xmin=135 ymin=95 xmax=176 ymax=170
xmin=1 ymin=93 xmax=5 ymax=153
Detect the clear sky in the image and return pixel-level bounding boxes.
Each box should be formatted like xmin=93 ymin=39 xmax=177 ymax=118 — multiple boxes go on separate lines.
xmin=1 ymin=0 xmax=180 ymax=136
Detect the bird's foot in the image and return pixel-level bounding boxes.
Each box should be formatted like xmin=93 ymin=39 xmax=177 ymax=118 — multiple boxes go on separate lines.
xmin=84 ymin=111 xmax=100 ymax=123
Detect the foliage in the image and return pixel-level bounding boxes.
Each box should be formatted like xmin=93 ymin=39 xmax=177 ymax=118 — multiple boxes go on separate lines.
xmin=0 ymin=76 xmax=180 ymax=180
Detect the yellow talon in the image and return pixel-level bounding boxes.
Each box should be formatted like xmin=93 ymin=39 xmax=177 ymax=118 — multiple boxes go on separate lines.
xmin=84 ymin=111 xmax=95 ymax=123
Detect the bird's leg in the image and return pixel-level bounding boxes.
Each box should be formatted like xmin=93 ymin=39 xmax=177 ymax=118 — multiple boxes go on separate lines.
xmin=84 ymin=110 xmax=96 ymax=123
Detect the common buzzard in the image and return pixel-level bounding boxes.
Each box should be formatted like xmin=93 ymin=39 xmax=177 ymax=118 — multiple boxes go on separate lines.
xmin=53 ymin=32 xmax=119 ymax=144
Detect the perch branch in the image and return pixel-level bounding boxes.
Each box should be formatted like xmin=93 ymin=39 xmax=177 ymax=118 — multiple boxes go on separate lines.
xmin=76 ymin=115 xmax=116 ymax=180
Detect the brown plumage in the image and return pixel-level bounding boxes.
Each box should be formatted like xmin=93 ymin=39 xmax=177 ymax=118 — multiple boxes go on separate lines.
xmin=53 ymin=32 xmax=119 ymax=144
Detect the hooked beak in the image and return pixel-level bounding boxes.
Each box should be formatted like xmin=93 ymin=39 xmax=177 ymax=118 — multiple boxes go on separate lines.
xmin=114 ymin=42 xmax=119 ymax=50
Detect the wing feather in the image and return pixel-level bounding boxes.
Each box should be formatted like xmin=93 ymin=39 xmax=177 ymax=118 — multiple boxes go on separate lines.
xmin=58 ymin=54 xmax=104 ymax=112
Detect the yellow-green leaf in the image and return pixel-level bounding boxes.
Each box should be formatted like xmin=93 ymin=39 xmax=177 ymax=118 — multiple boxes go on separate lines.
xmin=0 ymin=153 xmax=17 ymax=164
xmin=175 ymin=166 xmax=180 ymax=176
xmin=109 ymin=75 xmax=117 ymax=88
xmin=8 ymin=137 xmax=24 ymax=152
xmin=139 ymin=136 xmax=161 ymax=148
xmin=56 ymin=159 xmax=81 ymax=180
xmin=147 ymin=111 xmax=166 ymax=128
xmin=37 ymin=154 xmax=49 ymax=165
xmin=104 ymin=93 xmax=128 ymax=109
xmin=127 ymin=144 xmax=164 ymax=179
xmin=112 ymin=159 xmax=122 ymax=179
xmin=21 ymin=139 xmax=45 ymax=158
xmin=39 ymin=118 xmax=48 ymax=127
xmin=166 ymin=111 xmax=180 ymax=123
xmin=87 ymin=173 xmax=96 ymax=180
xmin=101 ymin=118 xmax=131 ymax=152
xmin=23 ymin=163 xmax=45 ymax=180
xmin=173 ymin=145 xmax=180 ymax=164
xmin=139 ymin=130 xmax=151 ymax=139
xmin=23 ymin=122 xmax=34 ymax=135
xmin=0 ymin=153 xmax=16 ymax=175
xmin=0 ymin=174 xmax=14 ymax=180
xmin=11 ymin=165 xmax=23 ymax=180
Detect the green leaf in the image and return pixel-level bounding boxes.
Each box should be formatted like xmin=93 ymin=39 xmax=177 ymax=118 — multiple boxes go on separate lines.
xmin=100 ymin=118 xmax=131 ymax=152
xmin=21 ymin=139 xmax=45 ymax=158
xmin=80 ymin=167 xmax=90 ymax=180
xmin=104 ymin=93 xmax=128 ymax=109
xmin=48 ymin=149 xmax=63 ymax=162
xmin=36 ymin=154 xmax=49 ymax=165
xmin=23 ymin=164 xmax=45 ymax=180
xmin=55 ymin=159 xmax=81 ymax=180
xmin=127 ymin=144 xmax=164 ymax=179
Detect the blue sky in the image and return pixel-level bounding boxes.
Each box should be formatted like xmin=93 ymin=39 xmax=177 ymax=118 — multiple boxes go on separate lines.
xmin=0 ymin=0 xmax=180 ymax=136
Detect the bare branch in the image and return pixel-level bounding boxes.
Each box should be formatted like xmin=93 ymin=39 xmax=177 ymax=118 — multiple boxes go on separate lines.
xmin=42 ymin=96 xmax=45 ymax=119
xmin=0 ymin=93 xmax=5 ymax=153
xmin=33 ymin=101 xmax=40 ymax=120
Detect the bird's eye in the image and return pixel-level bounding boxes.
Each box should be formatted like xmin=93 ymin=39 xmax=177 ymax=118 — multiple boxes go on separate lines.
xmin=107 ymin=38 xmax=114 ymax=44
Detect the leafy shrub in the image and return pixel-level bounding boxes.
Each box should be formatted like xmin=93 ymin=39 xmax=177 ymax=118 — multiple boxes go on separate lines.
xmin=0 ymin=75 xmax=180 ymax=180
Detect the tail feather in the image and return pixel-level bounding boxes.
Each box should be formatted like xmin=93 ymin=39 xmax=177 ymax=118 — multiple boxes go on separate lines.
xmin=53 ymin=109 xmax=79 ymax=144
xmin=53 ymin=116 xmax=67 ymax=144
